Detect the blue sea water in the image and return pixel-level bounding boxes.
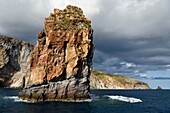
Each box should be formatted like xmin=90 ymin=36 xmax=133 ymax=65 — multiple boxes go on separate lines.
xmin=0 ymin=88 xmax=170 ymax=113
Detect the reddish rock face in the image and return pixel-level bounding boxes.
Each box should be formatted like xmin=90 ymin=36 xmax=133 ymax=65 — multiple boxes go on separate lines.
xmin=19 ymin=5 xmax=94 ymax=101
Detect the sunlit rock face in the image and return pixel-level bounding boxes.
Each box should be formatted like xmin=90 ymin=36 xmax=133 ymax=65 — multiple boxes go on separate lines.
xmin=19 ymin=5 xmax=94 ymax=102
xmin=0 ymin=36 xmax=33 ymax=87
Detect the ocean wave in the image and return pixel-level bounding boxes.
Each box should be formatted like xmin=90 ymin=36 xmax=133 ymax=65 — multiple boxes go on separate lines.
xmin=105 ymin=95 xmax=142 ymax=103
xmin=3 ymin=96 xmax=32 ymax=103
xmin=3 ymin=96 xmax=91 ymax=103
xmin=55 ymin=99 xmax=92 ymax=103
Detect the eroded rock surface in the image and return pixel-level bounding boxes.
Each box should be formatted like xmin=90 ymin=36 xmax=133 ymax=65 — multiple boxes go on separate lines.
xmin=19 ymin=5 xmax=94 ymax=101
xmin=0 ymin=36 xmax=33 ymax=87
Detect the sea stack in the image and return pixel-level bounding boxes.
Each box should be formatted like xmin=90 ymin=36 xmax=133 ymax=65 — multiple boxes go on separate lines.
xmin=18 ymin=5 xmax=94 ymax=101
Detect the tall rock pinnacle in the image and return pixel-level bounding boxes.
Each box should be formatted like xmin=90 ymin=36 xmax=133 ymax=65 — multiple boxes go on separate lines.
xmin=18 ymin=5 xmax=94 ymax=101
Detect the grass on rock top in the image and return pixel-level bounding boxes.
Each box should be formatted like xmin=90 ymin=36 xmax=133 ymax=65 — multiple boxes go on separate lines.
xmin=48 ymin=6 xmax=91 ymax=31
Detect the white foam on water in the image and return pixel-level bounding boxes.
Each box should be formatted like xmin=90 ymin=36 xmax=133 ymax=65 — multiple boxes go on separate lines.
xmin=3 ymin=96 xmax=32 ymax=103
xmin=56 ymin=99 xmax=92 ymax=103
xmin=3 ymin=96 xmax=92 ymax=103
xmin=106 ymin=95 xmax=142 ymax=103
xmin=90 ymin=94 xmax=100 ymax=101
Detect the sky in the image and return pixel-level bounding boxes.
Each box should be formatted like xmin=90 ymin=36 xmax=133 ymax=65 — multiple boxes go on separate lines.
xmin=0 ymin=0 xmax=170 ymax=89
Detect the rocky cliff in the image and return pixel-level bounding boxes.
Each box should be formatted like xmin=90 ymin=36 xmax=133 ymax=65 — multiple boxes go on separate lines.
xmin=18 ymin=5 xmax=94 ymax=101
xmin=0 ymin=36 xmax=150 ymax=90
xmin=0 ymin=36 xmax=33 ymax=87
xmin=91 ymin=70 xmax=151 ymax=89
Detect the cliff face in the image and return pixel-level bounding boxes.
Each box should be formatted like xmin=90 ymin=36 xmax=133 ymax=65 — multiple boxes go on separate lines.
xmin=91 ymin=70 xmax=151 ymax=89
xmin=19 ymin=5 xmax=94 ymax=101
xmin=0 ymin=36 xmax=33 ymax=87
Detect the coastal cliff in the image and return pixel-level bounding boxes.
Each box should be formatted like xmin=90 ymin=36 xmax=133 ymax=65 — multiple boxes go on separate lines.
xmin=91 ymin=70 xmax=151 ymax=89
xmin=0 ymin=36 xmax=33 ymax=87
xmin=0 ymin=37 xmax=150 ymax=90
xmin=18 ymin=5 xmax=94 ymax=101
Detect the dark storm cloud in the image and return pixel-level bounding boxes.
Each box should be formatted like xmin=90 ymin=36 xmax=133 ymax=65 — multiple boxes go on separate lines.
xmin=94 ymin=33 xmax=170 ymax=64
xmin=93 ymin=35 xmax=170 ymax=77
xmin=1 ymin=0 xmax=170 ymax=78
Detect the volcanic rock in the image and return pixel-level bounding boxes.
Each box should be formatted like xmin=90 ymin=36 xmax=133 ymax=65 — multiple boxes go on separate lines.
xmin=18 ymin=5 xmax=94 ymax=101
xmin=0 ymin=36 xmax=33 ymax=87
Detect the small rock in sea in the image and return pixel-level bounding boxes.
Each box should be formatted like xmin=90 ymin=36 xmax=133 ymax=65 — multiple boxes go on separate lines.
xmin=156 ymin=86 xmax=162 ymax=90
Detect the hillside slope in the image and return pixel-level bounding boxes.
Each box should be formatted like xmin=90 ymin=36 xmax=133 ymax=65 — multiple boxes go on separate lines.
xmin=90 ymin=70 xmax=151 ymax=89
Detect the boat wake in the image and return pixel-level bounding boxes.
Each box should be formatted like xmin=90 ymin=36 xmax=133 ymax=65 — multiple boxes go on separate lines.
xmin=105 ymin=95 xmax=142 ymax=103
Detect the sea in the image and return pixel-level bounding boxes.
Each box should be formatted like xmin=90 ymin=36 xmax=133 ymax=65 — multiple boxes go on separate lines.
xmin=0 ymin=88 xmax=170 ymax=113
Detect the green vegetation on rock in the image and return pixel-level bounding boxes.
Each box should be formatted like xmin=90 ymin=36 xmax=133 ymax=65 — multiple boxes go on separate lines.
xmin=48 ymin=5 xmax=91 ymax=32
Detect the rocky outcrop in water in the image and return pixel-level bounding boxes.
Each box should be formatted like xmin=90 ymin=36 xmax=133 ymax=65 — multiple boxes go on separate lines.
xmin=156 ymin=86 xmax=162 ymax=90
xmin=18 ymin=5 xmax=94 ymax=101
xmin=91 ymin=70 xmax=151 ymax=89
xmin=0 ymin=36 xmax=33 ymax=87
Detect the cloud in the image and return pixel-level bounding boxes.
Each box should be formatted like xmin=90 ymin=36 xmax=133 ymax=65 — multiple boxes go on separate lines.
xmin=94 ymin=0 xmax=170 ymax=38
xmin=1 ymin=0 xmax=170 ymax=78
xmin=0 ymin=0 xmax=53 ymax=43
xmin=0 ymin=0 xmax=100 ymax=44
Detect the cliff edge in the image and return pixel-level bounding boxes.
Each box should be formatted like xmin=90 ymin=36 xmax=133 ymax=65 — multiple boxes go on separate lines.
xmin=18 ymin=5 xmax=94 ymax=101
xmin=91 ymin=70 xmax=151 ymax=89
